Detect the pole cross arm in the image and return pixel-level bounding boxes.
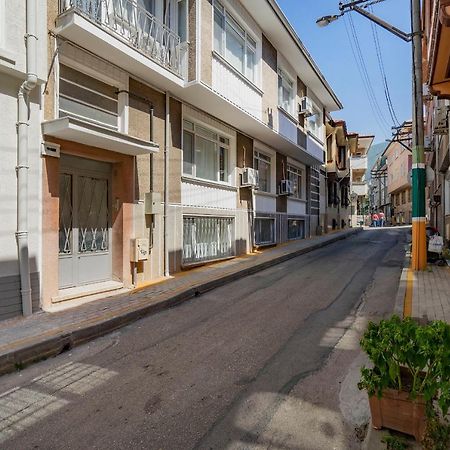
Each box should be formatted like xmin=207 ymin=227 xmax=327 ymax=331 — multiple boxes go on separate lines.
xmin=344 ymin=5 xmax=412 ymax=42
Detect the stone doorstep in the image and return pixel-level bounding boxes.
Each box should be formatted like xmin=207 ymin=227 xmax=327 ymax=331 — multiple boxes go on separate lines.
xmin=0 ymin=228 xmax=361 ymax=376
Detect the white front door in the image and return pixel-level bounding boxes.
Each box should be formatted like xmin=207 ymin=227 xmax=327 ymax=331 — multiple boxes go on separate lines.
xmin=58 ymin=155 xmax=112 ymax=289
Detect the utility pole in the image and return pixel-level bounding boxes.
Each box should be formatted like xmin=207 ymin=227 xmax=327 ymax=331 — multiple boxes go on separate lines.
xmin=410 ymin=0 xmax=427 ymax=270
xmin=317 ymin=0 xmax=427 ymax=270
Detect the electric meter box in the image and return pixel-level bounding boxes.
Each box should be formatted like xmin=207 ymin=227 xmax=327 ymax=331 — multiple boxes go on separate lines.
xmin=130 ymin=238 xmax=149 ymax=262
xmin=144 ymin=192 xmax=163 ymax=214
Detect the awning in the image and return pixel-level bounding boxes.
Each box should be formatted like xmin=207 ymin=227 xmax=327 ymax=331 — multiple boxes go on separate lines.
xmin=42 ymin=117 xmax=159 ymax=156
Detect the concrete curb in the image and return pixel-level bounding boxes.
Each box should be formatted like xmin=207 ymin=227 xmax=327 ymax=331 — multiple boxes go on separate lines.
xmin=0 ymin=228 xmax=362 ymax=376
xmin=393 ymin=254 xmax=411 ymax=318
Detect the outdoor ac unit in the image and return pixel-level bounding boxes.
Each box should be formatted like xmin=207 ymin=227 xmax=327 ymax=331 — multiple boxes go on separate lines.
xmin=299 ymin=96 xmax=314 ymax=117
xmin=434 ymin=105 xmax=449 ymax=135
xmin=279 ymin=179 xmax=293 ymax=196
xmin=241 ymin=167 xmax=259 ymax=187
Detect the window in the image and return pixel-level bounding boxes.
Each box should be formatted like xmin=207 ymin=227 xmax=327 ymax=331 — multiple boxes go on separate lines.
xmin=306 ymin=103 xmax=323 ymax=141
xmin=326 ymin=135 xmax=333 ymax=162
xmin=214 ymin=1 xmax=257 ymax=83
xmin=58 ymin=64 xmax=118 ymax=129
xmin=337 ymin=146 xmax=346 ymax=170
xmin=183 ymin=120 xmax=230 ymax=183
xmin=287 ymin=165 xmax=303 ymax=199
xmin=278 ymin=69 xmax=294 ymax=115
xmin=255 ymin=218 xmax=275 ymax=245
xmin=254 ymin=151 xmax=271 ymax=193
xmin=288 ymin=219 xmax=305 ymax=240
xmin=183 ymin=216 xmax=234 ymax=264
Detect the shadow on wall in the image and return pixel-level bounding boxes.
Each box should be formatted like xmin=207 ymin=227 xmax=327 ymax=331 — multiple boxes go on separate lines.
xmin=0 ymin=258 xmax=40 ymax=321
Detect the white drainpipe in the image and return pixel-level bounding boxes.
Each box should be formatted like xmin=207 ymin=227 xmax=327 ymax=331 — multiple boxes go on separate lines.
xmin=164 ymin=92 xmax=170 ymax=277
xmin=17 ymin=0 xmax=38 ymax=316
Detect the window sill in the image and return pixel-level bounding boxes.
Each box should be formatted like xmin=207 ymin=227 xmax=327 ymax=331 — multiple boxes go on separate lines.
xmin=212 ymin=51 xmax=263 ymax=96
xmin=181 ymin=175 xmax=237 ymax=191
xmin=307 ymin=131 xmax=324 ymax=146
xmin=287 ymin=197 xmax=306 ymax=203
xmin=277 ymin=106 xmax=298 ymax=124
xmin=0 ymin=48 xmax=16 ymax=65
xmin=254 ymin=190 xmax=277 ymax=198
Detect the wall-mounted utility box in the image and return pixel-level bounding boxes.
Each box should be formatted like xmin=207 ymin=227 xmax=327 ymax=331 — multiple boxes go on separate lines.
xmin=144 ymin=192 xmax=163 ymax=215
xmin=130 ymin=238 xmax=149 ymax=262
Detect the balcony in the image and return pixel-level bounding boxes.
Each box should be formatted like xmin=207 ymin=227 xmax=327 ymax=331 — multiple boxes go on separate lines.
xmin=351 ymin=182 xmax=368 ymax=196
xmin=57 ymin=0 xmax=186 ymax=83
xmin=350 ymin=156 xmax=368 ymax=171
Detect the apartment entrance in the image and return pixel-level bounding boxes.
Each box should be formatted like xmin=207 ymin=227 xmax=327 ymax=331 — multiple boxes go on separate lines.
xmin=58 ymin=155 xmax=112 ymax=289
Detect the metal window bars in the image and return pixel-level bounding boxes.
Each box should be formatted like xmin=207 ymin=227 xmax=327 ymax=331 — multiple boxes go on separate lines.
xmin=183 ymin=216 xmax=234 ymax=265
xmin=59 ymin=0 xmax=184 ymax=76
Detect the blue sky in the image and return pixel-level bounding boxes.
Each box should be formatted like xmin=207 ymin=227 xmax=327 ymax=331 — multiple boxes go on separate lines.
xmin=276 ymin=0 xmax=412 ymax=145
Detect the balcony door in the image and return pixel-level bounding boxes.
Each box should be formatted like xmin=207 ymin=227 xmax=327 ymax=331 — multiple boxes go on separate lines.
xmin=59 ymin=155 xmax=112 ymax=289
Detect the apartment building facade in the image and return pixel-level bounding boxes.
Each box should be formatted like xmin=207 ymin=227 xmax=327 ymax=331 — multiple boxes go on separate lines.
xmin=350 ymin=135 xmax=372 ymax=227
xmin=423 ymin=0 xmax=450 ymax=241
xmin=385 ymin=125 xmax=413 ymax=226
xmin=0 ymin=0 xmax=342 ymax=318
xmin=325 ymin=120 xmax=351 ymax=231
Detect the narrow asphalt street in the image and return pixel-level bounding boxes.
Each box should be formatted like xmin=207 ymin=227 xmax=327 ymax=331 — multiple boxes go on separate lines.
xmin=0 ymin=228 xmax=407 ymax=450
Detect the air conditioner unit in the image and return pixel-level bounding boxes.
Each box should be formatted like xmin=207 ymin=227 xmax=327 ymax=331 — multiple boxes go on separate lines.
xmin=279 ymin=179 xmax=293 ymax=196
xmin=434 ymin=105 xmax=449 ymax=135
xmin=299 ymin=96 xmax=314 ymax=117
xmin=241 ymin=167 xmax=259 ymax=187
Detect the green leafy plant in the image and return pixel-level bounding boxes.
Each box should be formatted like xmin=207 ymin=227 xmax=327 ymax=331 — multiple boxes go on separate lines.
xmin=442 ymin=247 xmax=450 ymax=260
xmin=381 ymin=434 xmax=410 ymax=450
xmin=422 ymin=408 xmax=450 ymax=450
xmin=358 ymin=316 xmax=450 ymax=416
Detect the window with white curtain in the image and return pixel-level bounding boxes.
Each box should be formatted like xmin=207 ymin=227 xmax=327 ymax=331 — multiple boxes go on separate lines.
xmin=254 ymin=151 xmax=271 ymax=193
xmin=287 ymin=165 xmax=304 ymax=199
xmin=278 ymin=69 xmax=294 ymax=116
xmin=306 ymin=105 xmax=323 ymax=142
xmin=214 ymin=0 xmax=257 ymax=83
xmin=183 ymin=120 xmax=230 ymax=183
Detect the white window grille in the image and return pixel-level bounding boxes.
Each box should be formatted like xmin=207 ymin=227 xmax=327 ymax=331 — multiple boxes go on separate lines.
xmin=183 ymin=120 xmax=230 ymax=183
xmin=288 ymin=219 xmax=305 ymax=240
xmin=59 ymin=64 xmax=119 ymax=129
xmin=255 ymin=217 xmax=275 ymax=246
xmin=183 ymin=216 xmax=234 ymax=265
xmin=278 ymin=69 xmax=294 ymax=116
xmin=254 ymin=151 xmax=271 ymax=193
xmin=213 ymin=0 xmax=257 ymax=83
xmin=287 ymin=165 xmax=304 ymax=199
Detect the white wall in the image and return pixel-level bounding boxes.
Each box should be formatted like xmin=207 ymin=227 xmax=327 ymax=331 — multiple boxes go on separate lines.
xmin=0 ymin=76 xmax=42 ymax=277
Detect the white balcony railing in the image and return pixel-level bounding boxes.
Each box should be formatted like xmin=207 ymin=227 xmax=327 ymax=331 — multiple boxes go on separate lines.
xmin=351 ymin=182 xmax=368 ymax=196
xmin=350 ymin=156 xmax=368 ymax=171
xmin=59 ymin=0 xmax=184 ymax=76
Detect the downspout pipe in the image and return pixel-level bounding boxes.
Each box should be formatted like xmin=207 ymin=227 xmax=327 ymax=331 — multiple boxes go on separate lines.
xmin=17 ymin=0 xmax=38 ymax=317
xmin=164 ymin=92 xmax=170 ymax=277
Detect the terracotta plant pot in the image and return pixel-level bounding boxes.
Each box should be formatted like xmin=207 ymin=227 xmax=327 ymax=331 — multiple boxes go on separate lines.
xmin=369 ymin=388 xmax=427 ymax=441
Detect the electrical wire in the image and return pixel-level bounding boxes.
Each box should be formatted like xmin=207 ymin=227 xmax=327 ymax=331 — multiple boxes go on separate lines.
xmin=343 ymin=13 xmax=391 ymax=137
xmin=348 ymin=13 xmax=392 ymax=131
xmin=369 ymin=5 xmax=401 ymax=127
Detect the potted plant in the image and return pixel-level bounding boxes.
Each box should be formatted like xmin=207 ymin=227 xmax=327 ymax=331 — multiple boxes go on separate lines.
xmin=442 ymin=247 xmax=450 ymax=266
xmin=358 ymin=316 xmax=450 ymax=442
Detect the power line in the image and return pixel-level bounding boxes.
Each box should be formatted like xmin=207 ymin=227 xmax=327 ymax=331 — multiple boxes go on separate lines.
xmin=369 ymin=5 xmax=401 ymax=127
xmin=348 ymin=13 xmax=392 ymax=131
xmin=343 ymin=13 xmax=391 ymax=136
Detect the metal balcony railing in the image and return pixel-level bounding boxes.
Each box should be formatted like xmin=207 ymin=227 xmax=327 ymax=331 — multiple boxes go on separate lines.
xmin=59 ymin=0 xmax=184 ymax=76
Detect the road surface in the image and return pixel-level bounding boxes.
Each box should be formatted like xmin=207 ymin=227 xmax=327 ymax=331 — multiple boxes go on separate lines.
xmin=0 ymin=228 xmax=407 ymax=450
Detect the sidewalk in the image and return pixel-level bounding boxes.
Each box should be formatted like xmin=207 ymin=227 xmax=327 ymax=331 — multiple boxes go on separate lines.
xmin=365 ymin=254 xmax=450 ymax=450
xmin=0 ymin=228 xmax=360 ymax=376
xmin=396 ymin=255 xmax=450 ymax=323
